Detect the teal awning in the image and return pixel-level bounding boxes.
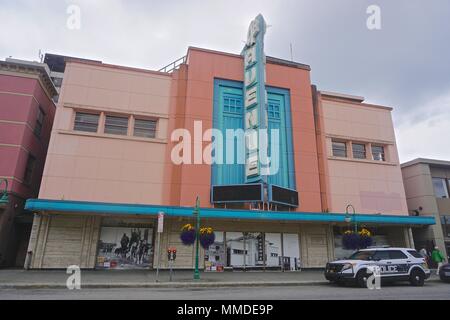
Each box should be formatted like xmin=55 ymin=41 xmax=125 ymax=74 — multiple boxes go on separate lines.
xmin=24 ymin=199 xmax=436 ymax=226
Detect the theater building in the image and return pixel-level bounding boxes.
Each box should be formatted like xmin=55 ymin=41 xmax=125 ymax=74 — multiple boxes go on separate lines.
xmin=24 ymin=15 xmax=433 ymax=270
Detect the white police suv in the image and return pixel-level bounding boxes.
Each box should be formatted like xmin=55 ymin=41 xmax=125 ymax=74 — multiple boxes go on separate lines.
xmin=325 ymin=247 xmax=431 ymax=287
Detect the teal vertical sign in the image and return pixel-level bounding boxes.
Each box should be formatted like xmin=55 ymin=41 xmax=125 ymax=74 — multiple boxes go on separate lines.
xmin=243 ymin=14 xmax=268 ymax=185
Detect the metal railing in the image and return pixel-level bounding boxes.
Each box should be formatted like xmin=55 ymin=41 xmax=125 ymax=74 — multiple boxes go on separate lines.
xmin=158 ymin=56 xmax=187 ymax=73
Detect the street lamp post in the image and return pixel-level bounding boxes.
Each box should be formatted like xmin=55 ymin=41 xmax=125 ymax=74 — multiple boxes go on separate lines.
xmin=345 ymin=204 xmax=357 ymax=233
xmin=193 ymin=196 xmax=200 ymax=280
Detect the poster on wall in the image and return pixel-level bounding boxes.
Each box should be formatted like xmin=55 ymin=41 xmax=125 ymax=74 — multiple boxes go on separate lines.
xmin=204 ymin=232 xmax=225 ymax=272
xmin=226 ymin=232 xmax=265 ymax=268
xmin=283 ymin=233 xmax=301 ymax=271
xmin=97 ymin=227 xmax=153 ymax=269
xmin=265 ymin=233 xmax=282 ymax=267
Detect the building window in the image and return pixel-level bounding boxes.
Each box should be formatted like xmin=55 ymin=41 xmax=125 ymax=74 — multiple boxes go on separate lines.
xmin=134 ymin=118 xmax=157 ymax=138
xmin=51 ymin=76 xmax=63 ymax=88
xmin=432 ymin=178 xmax=449 ymax=198
xmin=352 ymin=143 xmax=366 ymax=159
xmin=105 ymin=115 xmax=128 ymax=135
xmin=372 ymin=145 xmax=385 ymax=161
xmin=223 ymin=96 xmax=243 ymax=114
xmin=23 ymin=154 xmax=36 ymax=185
xmin=34 ymin=107 xmax=45 ymax=137
xmin=74 ymin=112 xmax=100 ymax=133
xmin=268 ymin=101 xmax=281 ymax=119
xmin=441 ymin=216 xmax=450 ymax=237
xmin=332 ymin=141 xmax=347 ymax=157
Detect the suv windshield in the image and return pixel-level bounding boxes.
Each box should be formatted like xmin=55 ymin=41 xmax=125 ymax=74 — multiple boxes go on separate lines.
xmin=348 ymin=250 xmax=375 ymax=260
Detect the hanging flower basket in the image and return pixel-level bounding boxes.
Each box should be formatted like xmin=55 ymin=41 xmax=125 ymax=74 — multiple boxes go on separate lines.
xmin=342 ymin=231 xmax=360 ymax=250
xmin=342 ymin=228 xmax=373 ymax=250
xmin=358 ymin=234 xmax=373 ymax=249
xmin=180 ymin=224 xmax=196 ymax=246
xmin=358 ymin=228 xmax=373 ymax=249
xmin=199 ymin=227 xmax=215 ymax=249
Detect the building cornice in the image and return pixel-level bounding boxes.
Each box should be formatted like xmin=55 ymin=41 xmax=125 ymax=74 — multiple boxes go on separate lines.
xmin=0 ymin=61 xmax=58 ymax=102
xmin=401 ymin=158 xmax=450 ymax=169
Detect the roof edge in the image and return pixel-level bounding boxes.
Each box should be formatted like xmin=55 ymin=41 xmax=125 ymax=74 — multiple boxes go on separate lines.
xmin=65 ymin=58 xmax=172 ymax=77
xmin=401 ymin=158 xmax=450 ymax=168
xmin=187 ymin=46 xmax=311 ymax=71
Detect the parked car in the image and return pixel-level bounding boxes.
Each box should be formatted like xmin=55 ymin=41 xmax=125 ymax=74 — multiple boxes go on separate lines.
xmin=325 ymin=247 xmax=431 ymax=287
xmin=439 ymin=263 xmax=450 ymax=282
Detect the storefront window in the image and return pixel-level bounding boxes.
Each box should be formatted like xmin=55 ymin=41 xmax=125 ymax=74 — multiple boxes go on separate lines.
xmin=96 ymin=220 xmax=154 ymax=269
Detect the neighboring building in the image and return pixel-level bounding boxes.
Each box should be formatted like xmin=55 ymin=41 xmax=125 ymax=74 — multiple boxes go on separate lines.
xmin=401 ymin=158 xmax=450 ymax=261
xmin=23 ymin=16 xmax=433 ymax=271
xmin=0 ymin=58 xmax=57 ymax=267
xmin=313 ymin=90 xmax=414 ymax=259
xmin=43 ymin=53 xmax=101 ymax=102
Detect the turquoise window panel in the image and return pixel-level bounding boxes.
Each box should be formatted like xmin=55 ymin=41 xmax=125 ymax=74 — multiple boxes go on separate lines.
xmin=267 ymin=95 xmax=289 ymax=188
xmin=212 ymin=79 xmax=296 ymax=190
xmin=212 ymin=80 xmax=245 ymax=186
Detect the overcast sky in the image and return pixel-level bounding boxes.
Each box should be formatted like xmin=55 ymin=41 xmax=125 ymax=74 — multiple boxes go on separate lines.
xmin=1 ymin=0 xmax=449 ymax=163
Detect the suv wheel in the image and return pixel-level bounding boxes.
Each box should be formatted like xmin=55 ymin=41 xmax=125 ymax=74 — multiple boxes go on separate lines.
xmin=409 ymin=269 xmax=425 ymax=286
xmin=356 ymin=270 xmax=369 ymax=288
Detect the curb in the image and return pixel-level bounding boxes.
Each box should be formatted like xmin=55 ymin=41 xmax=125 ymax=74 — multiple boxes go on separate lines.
xmin=0 ymin=278 xmax=442 ymax=290
xmin=0 ymin=280 xmax=328 ymax=290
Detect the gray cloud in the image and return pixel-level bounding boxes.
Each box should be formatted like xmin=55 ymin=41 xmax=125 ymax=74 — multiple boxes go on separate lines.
xmin=1 ymin=0 xmax=449 ymax=162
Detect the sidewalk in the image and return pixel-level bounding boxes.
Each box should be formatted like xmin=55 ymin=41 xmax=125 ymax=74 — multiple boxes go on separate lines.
xmin=0 ymin=269 xmax=327 ymax=289
xmin=0 ymin=269 xmax=441 ymax=289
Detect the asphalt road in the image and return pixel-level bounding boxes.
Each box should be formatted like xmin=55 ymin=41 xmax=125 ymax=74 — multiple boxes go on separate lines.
xmin=0 ymin=282 xmax=449 ymax=300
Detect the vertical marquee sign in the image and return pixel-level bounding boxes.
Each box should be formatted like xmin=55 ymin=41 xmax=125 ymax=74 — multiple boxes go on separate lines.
xmin=243 ymin=14 xmax=268 ymax=185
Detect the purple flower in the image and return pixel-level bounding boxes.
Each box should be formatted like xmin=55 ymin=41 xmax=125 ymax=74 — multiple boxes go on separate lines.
xmin=180 ymin=229 xmax=196 ymax=246
xmin=200 ymin=232 xmax=216 ymax=249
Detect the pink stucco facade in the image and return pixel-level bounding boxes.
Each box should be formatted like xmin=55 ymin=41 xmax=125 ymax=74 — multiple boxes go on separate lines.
xmin=39 ymin=60 xmax=172 ymax=204
xmin=38 ymin=48 xmax=408 ymax=217
xmin=314 ymin=91 xmax=408 ymax=216
xmin=39 ymin=48 xmax=322 ymax=213
xmin=164 ymin=48 xmax=322 ymax=212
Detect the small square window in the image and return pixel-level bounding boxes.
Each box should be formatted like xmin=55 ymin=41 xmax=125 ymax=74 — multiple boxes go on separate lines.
xmin=23 ymin=154 xmax=36 ymax=185
xmin=34 ymin=107 xmax=45 ymax=138
xmin=134 ymin=118 xmax=157 ymax=138
xmin=352 ymin=143 xmax=366 ymax=159
xmin=332 ymin=141 xmax=347 ymax=157
xmin=105 ymin=115 xmax=128 ymax=136
xmin=372 ymin=145 xmax=385 ymax=161
xmin=74 ymin=112 xmax=100 ymax=133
